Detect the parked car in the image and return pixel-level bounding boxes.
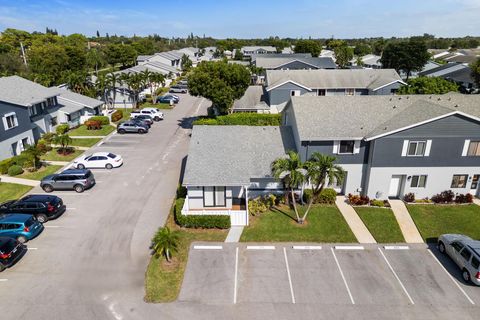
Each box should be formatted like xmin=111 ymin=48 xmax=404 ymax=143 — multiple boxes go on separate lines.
xmin=130 ymin=108 xmax=164 ymax=121
xmin=438 ymin=234 xmax=480 ymax=285
xmin=131 ymin=114 xmax=154 ymax=126
xmin=117 ymin=121 xmax=149 ymax=134
xmin=0 ymin=195 xmax=65 ymax=223
xmin=0 ymin=214 xmax=44 ymax=243
xmin=0 ymin=237 xmax=27 ymax=272
xmin=160 ymin=94 xmax=180 ymax=103
xmin=169 ymin=85 xmax=188 ymax=94
xmin=131 ymin=118 xmax=151 ymax=129
xmin=41 ymin=169 xmax=96 ymax=193
xmin=178 ymin=80 xmax=188 ymax=86
xmin=74 ymin=152 xmax=123 ymax=170
xmin=157 ymin=95 xmax=177 ymax=104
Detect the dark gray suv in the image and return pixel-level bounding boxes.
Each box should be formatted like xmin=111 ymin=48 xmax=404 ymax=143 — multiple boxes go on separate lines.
xmin=40 ymin=169 xmax=96 ymax=193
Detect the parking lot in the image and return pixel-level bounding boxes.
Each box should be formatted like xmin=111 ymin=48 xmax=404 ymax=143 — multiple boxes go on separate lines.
xmin=180 ymin=243 xmax=480 ymax=308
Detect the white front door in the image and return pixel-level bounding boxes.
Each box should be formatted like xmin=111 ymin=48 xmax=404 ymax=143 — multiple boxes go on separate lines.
xmin=389 ymin=175 xmax=402 ymax=198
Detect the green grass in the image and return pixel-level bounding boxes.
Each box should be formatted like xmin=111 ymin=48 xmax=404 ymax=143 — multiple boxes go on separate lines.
xmin=70 ymin=138 xmax=102 ymax=147
xmin=139 ymin=102 xmax=173 ymax=110
xmin=68 ymin=125 xmax=115 ymax=136
xmin=355 ymin=207 xmax=405 ymax=243
xmin=113 ymin=108 xmax=132 ymax=122
xmin=145 ymin=205 xmax=227 ymax=303
xmin=240 ymin=205 xmax=357 ymax=242
xmin=0 ymin=182 xmax=32 ymax=202
xmin=408 ymin=204 xmax=480 ymax=242
xmin=18 ymin=165 xmax=63 ymax=180
xmin=41 ymin=149 xmax=84 ymax=161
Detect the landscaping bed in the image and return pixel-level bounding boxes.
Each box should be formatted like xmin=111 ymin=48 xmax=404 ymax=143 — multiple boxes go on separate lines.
xmin=68 ymin=124 xmax=115 ymax=136
xmin=355 ymin=207 xmax=405 ymax=243
xmin=408 ymin=204 xmax=480 ymax=242
xmin=139 ymin=102 xmax=173 ymax=110
xmin=41 ymin=148 xmax=84 ymax=161
xmin=240 ymin=204 xmax=357 ymax=242
xmin=70 ymin=138 xmax=102 ymax=147
xmin=18 ymin=165 xmax=63 ymax=180
xmin=0 ymin=182 xmax=32 ymax=202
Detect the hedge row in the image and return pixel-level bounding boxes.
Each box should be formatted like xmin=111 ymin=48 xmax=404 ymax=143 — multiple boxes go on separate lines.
xmin=174 ymin=198 xmax=231 ymax=229
xmin=193 ymin=113 xmax=281 ymax=126
xmin=88 ymin=116 xmax=110 ymax=125
xmin=111 ymin=110 xmax=123 ymax=122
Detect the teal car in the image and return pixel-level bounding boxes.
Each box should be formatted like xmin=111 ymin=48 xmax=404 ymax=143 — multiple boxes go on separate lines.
xmin=0 ymin=214 xmax=44 ymax=243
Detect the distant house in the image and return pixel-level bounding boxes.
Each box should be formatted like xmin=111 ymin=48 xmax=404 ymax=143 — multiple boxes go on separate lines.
xmin=240 ymin=46 xmax=277 ymax=58
xmin=351 ymin=54 xmax=382 ymax=69
xmin=281 ymin=47 xmax=294 ymax=54
xmin=419 ymin=63 xmax=478 ymax=93
xmin=253 ymin=56 xmax=337 ymax=70
xmin=232 ymin=86 xmax=270 ymax=113
xmin=137 ymin=51 xmax=183 ymax=70
xmin=176 ymin=47 xmax=200 ymax=65
xmin=50 ymin=88 xmax=103 ymax=128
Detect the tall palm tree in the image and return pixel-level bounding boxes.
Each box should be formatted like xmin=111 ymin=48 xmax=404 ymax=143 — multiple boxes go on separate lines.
xmin=126 ymin=73 xmax=144 ymax=109
xmin=149 ymin=72 xmax=165 ymax=104
xmin=106 ymin=72 xmax=120 ymax=109
xmin=271 ymin=151 xmax=307 ymax=223
xmin=152 ymin=227 xmax=180 ymax=263
xmin=301 ymin=152 xmax=345 ymax=223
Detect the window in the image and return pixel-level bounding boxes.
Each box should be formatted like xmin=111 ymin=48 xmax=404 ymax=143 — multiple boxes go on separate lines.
xmin=3 ymin=113 xmax=18 ymax=130
xmin=452 ymin=242 xmax=464 ymax=252
xmin=471 ymin=175 xmax=479 ymax=190
xmin=339 ymin=140 xmax=355 ymax=154
xmin=317 ymin=89 xmax=326 ymax=96
xmin=467 ymin=141 xmax=480 ymax=156
xmin=345 ymin=88 xmax=355 ymax=96
xmin=461 ymin=248 xmax=472 ymax=261
xmin=21 ymin=137 xmax=29 ymax=150
xmin=471 ymin=256 xmax=480 ymax=269
xmin=203 ymin=186 xmax=226 ymax=207
xmin=451 ymin=175 xmax=468 ymax=188
xmin=407 ymin=141 xmax=426 ymax=156
xmin=290 ymin=90 xmax=300 ymax=97
xmin=410 ymin=175 xmax=427 ymax=188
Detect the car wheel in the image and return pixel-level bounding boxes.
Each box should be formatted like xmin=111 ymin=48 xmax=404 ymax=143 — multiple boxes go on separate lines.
xmin=438 ymin=241 xmax=446 ymax=254
xmin=77 ymin=164 xmax=85 ymax=170
xmin=17 ymin=236 xmax=27 ymax=244
xmin=154 ymin=116 xmax=160 ymax=121
xmin=118 ymin=129 xmax=126 ymax=134
xmin=42 ymin=184 xmax=53 ymax=193
xmin=105 ymin=163 xmax=113 ymax=170
xmin=462 ymin=269 xmax=471 ymax=283
xmin=139 ymin=129 xmax=145 ymax=134
xmin=36 ymin=214 xmax=48 ymax=224
xmin=74 ymin=184 xmax=85 ymax=193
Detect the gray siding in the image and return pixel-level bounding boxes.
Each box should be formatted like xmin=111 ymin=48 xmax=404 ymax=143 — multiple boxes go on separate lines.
xmin=370 ymin=82 xmax=402 ymax=95
xmin=300 ymin=140 xmax=370 ymax=164
xmin=0 ymin=102 xmax=32 ymax=141
xmin=282 ymin=105 xmax=301 ymax=152
xmin=370 ymin=114 xmax=480 ymax=167
xmin=268 ymin=82 xmax=310 ymax=106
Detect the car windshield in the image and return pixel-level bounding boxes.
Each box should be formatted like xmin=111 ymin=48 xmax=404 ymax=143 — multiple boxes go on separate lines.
xmin=107 ymin=153 xmax=116 ymax=159
xmin=84 ymin=155 xmax=92 ymax=160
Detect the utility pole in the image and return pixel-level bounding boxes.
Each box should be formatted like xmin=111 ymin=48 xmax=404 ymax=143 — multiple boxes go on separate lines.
xmin=20 ymin=42 xmax=27 ymax=66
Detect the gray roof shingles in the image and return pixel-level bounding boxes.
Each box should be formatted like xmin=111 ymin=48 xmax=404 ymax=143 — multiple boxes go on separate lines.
xmin=255 ymin=57 xmax=336 ymax=69
xmin=0 ymin=75 xmax=58 ymax=107
xmin=232 ymin=86 xmax=269 ymax=111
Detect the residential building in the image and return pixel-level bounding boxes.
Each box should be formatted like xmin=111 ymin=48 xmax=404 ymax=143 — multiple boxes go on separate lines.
xmin=50 ymin=88 xmax=103 ymax=128
xmin=350 ymin=54 xmax=382 ymax=69
xmin=419 ymin=63 xmax=478 ymax=93
xmin=240 ymin=46 xmax=277 ymax=58
xmin=232 ymin=86 xmax=270 ymax=113
xmin=253 ymin=56 xmax=337 ymax=70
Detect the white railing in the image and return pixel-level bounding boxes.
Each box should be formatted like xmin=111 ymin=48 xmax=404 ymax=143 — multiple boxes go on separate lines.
xmin=181 ymin=196 xmax=249 ymax=225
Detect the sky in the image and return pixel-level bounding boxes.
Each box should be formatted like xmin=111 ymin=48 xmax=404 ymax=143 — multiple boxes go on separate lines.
xmin=0 ymin=0 xmax=479 ymax=38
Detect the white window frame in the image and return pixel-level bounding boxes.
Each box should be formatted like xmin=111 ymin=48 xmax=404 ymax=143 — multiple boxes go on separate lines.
xmin=334 ymin=140 xmax=361 ymax=154
xmin=2 ymin=112 xmax=18 ymax=130
xmin=451 ymin=175 xmax=468 ymax=188
xmin=402 ymin=140 xmax=432 ymax=157
xmin=290 ymin=90 xmax=301 ymax=97
xmin=464 ymin=140 xmax=480 ymax=157
xmin=410 ymin=175 xmax=427 ymax=188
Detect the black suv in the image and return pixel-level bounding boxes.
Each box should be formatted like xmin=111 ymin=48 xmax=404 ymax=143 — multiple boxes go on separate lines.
xmin=0 ymin=195 xmax=66 ymax=223
xmin=0 ymin=237 xmax=27 ymax=272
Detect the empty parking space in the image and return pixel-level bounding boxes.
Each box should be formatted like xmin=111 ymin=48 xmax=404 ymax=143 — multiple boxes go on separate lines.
xmin=178 ymin=245 xmax=235 ymax=304
xmin=334 ymin=248 xmax=411 ymax=305
xmin=236 ymin=247 xmax=292 ymax=303
xmin=287 ymin=247 xmax=352 ymax=304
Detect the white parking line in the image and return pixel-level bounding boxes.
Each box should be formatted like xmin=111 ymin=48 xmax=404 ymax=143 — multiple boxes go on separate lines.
xmin=246 ymin=245 xmax=275 ymax=250
xmin=335 ymin=245 xmax=365 ymax=250
xmin=0 ymin=279 xmax=8 ymax=282
xmin=283 ymin=248 xmax=296 ymax=304
xmin=67 ymin=208 xmax=77 ymax=210
xmin=384 ymin=245 xmax=410 ymax=250
xmin=193 ymin=245 xmax=223 ymax=250
xmin=330 ymin=247 xmax=355 ymax=305
xmin=427 ymin=249 xmax=475 ymax=305
xmin=44 ymin=225 xmax=61 ymax=228
xmin=27 ymin=247 xmax=38 ymax=250
xmin=378 ymin=248 xmax=415 ymax=305
xmin=292 ymin=245 xmax=322 ymax=250
xmin=234 ymin=247 xmax=239 ymax=304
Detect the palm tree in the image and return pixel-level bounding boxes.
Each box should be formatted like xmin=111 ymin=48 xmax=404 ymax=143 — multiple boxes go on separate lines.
xmin=106 ymin=72 xmax=120 ymax=109
xmin=126 ymin=73 xmax=144 ymax=109
xmin=271 ymin=151 xmax=307 ymax=223
xmin=53 ymin=134 xmax=72 ymax=155
xmin=301 ymin=152 xmax=345 ymax=223
xmin=152 ymin=227 xmax=180 ymax=263
xmin=148 ymin=72 xmax=165 ymax=104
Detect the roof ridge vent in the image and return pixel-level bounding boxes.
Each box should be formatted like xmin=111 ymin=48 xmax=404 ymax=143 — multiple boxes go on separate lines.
xmin=393 ymin=105 xmax=396 ymax=109
xmin=438 ymin=98 xmax=441 ymax=101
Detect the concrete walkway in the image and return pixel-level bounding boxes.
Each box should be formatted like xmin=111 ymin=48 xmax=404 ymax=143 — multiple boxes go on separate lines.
xmin=335 ymin=196 xmax=376 ymax=243
xmin=225 ymin=226 xmax=244 ymax=243
xmin=0 ymin=175 xmax=39 ymax=187
xmin=389 ymin=199 xmax=424 ymax=243
xmin=473 ymin=198 xmax=480 ymax=206
xmin=43 ymin=160 xmax=70 ymax=166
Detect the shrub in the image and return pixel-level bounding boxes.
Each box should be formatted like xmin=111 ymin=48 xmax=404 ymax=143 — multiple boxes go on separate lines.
xmin=174 ymin=198 xmax=230 ymax=229
xmin=431 ymin=190 xmax=455 ymax=204
xmin=0 ymin=158 xmax=15 ymax=174
xmin=89 ymin=116 xmax=110 ymax=125
xmin=403 ymin=193 xmax=415 ymax=203
xmin=248 ymin=195 xmax=276 ymax=216
xmin=303 ymin=189 xmax=313 ymax=203
xmin=347 ymin=193 xmax=370 ymax=205
xmin=193 ymin=113 xmax=282 ymax=126
xmin=8 ymin=165 xmax=23 ymax=176
xmin=303 ymin=188 xmax=336 ymax=204
xmin=415 ymin=198 xmax=432 ymax=203
xmin=370 ymin=199 xmax=385 ymax=207
xmin=111 ymin=110 xmax=123 ymax=122
xmin=36 ymin=139 xmax=51 ymax=153
xmin=84 ymin=120 xmax=102 ymax=130
xmin=41 ymin=132 xmax=56 ymax=144
xmin=455 ymin=193 xmax=473 ymax=204
xmin=176 ymin=185 xmax=187 ymax=198
xmin=56 ymin=124 xmax=70 ymax=134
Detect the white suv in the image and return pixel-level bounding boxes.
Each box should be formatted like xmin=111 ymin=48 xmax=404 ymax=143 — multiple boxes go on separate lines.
xmin=130 ymin=108 xmax=164 ymax=121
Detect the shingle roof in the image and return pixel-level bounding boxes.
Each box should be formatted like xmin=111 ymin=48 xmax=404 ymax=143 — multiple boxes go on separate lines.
xmin=286 ymin=94 xmax=480 ymax=141
xmin=251 ymin=53 xmax=312 ymax=62
xmin=254 ymin=57 xmax=336 ymax=69
xmin=183 ymin=126 xmax=296 ymax=186
xmin=265 ymin=69 xmax=404 ymax=91
xmin=49 ymin=87 xmax=103 ymax=109
xmin=0 ymin=75 xmax=58 ymax=107
xmin=241 ymin=46 xmax=277 ymax=53
xmin=419 ymin=63 xmax=466 ymax=76
xmin=232 ymin=86 xmax=269 ymax=111
xmin=154 ymin=51 xmax=182 ymax=61
xmin=136 ymin=55 xmax=153 ymax=62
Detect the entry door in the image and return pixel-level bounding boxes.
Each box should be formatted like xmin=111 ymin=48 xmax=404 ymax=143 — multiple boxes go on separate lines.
xmin=389 ymin=175 xmax=402 ymax=198
xmin=471 ymin=175 xmax=480 ymax=196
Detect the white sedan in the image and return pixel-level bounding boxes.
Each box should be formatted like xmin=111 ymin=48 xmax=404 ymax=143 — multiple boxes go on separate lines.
xmin=73 ymin=152 xmax=123 ymax=170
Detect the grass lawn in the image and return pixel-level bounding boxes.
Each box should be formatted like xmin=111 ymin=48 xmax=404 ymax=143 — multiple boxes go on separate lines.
xmin=68 ymin=125 xmax=115 ymax=136
xmin=41 ymin=149 xmax=84 ymax=161
xmin=145 ymin=205 xmax=227 ymax=303
xmin=408 ymin=204 xmax=480 ymax=242
xmin=18 ymin=165 xmax=63 ymax=180
xmin=355 ymin=207 xmax=405 ymax=243
xmin=70 ymin=138 xmax=102 ymax=147
xmin=0 ymin=182 xmax=32 ymax=202
xmin=240 ymin=204 xmax=357 ymax=242
xmin=139 ymin=102 xmax=173 ymax=110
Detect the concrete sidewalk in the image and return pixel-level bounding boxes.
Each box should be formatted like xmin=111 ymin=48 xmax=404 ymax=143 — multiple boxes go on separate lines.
xmin=0 ymin=175 xmax=39 ymax=187
xmin=389 ymin=199 xmax=424 ymax=243
xmin=43 ymin=161 xmax=70 ymax=166
xmin=473 ymin=198 xmax=480 ymax=206
xmin=225 ymin=226 xmax=244 ymax=243
xmin=335 ymin=196 xmax=376 ymax=243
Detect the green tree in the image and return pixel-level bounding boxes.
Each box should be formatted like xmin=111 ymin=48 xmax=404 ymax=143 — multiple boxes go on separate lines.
xmin=152 ymin=227 xmax=180 ymax=262
xmin=271 ymin=151 xmax=307 ymax=223
xmin=301 ymin=153 xmax=344 ymax=223
xmin=294 ymin=39 xmax=321 ymax=57
xmin=354 ymin=43 xmax=372 ymax=56
xmin=53 ymin=134 xmax=72 ymax=155
xmin=398 ymin=77 xmax=459 ymax=94
xmin=22 ymin=145 xmax=43 ymax=170
xmin=27 ymin=43 xmax=69 ymax=85
xmin=106 ymin=72 xmax=121 ymax=108
xmin=380 ymin=39 xmax=430 ymax=80
xmin=124 ymin=73 xmax=144 ymax=108
xmin=86 ymin=48 xmax=104 ymax=75
xmin=181 ymin=54 xmax=193 ymax=71
xmin=188 ymin=61 xmax=250 ymax=114
xmin=471 ymin=58 xmax=480 ymax=88
xmin=334 ymin=45 xmax=354 ymax=68
xmin=234 ymin=49 xmax=244 ymax=60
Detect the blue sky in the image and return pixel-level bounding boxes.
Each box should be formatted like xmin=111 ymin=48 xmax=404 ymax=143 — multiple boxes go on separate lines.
xmin=0 ymin=0 xmax=479 ymax=38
